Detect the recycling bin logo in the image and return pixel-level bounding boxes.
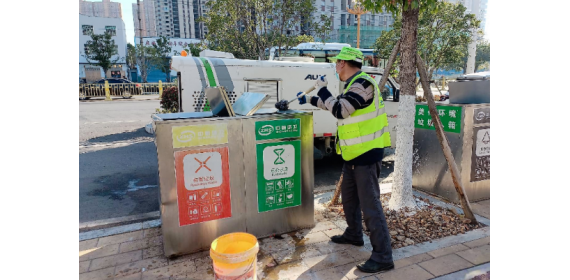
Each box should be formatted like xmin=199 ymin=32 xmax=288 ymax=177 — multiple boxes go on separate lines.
xmin=263 ymin=144 xmax=295 ymax=180
xmin=273 ymin=148 xmax=285 ymax=165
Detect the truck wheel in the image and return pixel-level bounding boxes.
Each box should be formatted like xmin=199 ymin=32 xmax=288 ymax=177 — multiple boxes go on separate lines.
xmin=122 ymin=91 xmax=132 ymax=99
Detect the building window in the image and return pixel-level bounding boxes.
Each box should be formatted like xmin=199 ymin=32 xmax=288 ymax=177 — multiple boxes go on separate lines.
xmin=84 ymin=44 xmax=90 ymax=55
xmin=82 ymin=25 xmax=93 ymax=35
xmin=105 ymin=26 xmax=116 ymax=36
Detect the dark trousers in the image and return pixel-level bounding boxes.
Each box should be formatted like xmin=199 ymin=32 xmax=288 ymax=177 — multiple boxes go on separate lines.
xmin=341 ymin=161 xmax=393 ymax=263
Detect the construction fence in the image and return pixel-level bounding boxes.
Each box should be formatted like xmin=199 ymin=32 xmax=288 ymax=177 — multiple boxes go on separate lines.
xmin=79 ymin=82 xmax=177 ymax=99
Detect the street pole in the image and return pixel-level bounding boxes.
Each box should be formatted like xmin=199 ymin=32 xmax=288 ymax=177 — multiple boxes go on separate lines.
xmin=347 ymin=3 xmax=367 ymax=49
xmin=357 ymin=15 xmax=361 ymax=48
xmin=466 ymin=0 xmax=480 ymax=74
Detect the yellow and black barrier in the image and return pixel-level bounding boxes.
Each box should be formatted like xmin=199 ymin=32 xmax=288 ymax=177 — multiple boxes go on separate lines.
xmin=79 ymin=81 xmax=176 ymax=99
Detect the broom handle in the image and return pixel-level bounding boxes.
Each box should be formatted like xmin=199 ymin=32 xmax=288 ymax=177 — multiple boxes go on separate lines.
xmin=287 ymin=85 xmax=318 ymax=104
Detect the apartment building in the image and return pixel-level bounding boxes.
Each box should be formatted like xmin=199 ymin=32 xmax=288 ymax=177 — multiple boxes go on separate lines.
xmin=79 ymin=0 xmax=123 ymax=19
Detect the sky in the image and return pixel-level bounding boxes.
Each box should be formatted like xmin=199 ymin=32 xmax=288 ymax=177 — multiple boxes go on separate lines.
xmin=110 ymin=0 xmax=490 ymax=45
xmin=115 ymin=0 xmax=137 ymax=45
xmin=483 ymin=0 xmax=491 ymax=42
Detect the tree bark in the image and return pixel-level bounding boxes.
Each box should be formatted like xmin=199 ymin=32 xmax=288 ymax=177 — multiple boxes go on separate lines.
xmin=378 ymin=40 xmax=400 ymax=92
xmin=389 ymin=6 xmax=419 ymax=211
xmin=416 ymin=54 xmax=477 ymax=224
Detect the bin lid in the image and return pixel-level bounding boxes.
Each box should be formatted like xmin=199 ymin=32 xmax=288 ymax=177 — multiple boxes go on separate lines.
xmin=233 ymin=92 xmax=270 ymax=116
xmin=253 ymin=108 xmax=278 ymax=115
xmin=206 ymin=87 xmax=235 ymax=117
xmin=152 ymin=112 xmax=213 ymax=121
xmin=456 ymin=71 xmax=490 ymax=81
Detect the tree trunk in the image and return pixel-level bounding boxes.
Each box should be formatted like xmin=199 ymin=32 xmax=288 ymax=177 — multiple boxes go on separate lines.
xmin=389 ymin=6 xmax=419 ymax=211
xmin=416 ymin=54 xmax=477 ymax=224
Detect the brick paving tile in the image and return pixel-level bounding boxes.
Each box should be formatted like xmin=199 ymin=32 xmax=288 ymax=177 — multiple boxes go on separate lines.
xmin=303 ymin=250 xmax=355 ymax=273
xmin=322 ymin=228 xmax=345 ymax=238
xmin=334 ymin=261 xmax=370 ymax=280
xmin=194 ymin=256 xmax=213 ymax=272
xmin=119 ymin=236 xmax=163 ymax=253
xmin=80 ymin=244 xmax=120 ymax=262
xmin=259 ymin=235 xmax=296 ymax=254
xmin=114 ymin=256 xmax=169 ymax=278
xmin=463 ymin=237 xmax=490 ymax=249
xmin=456 ymin=244 xmax=490 ymax=265
xmin=315 ymin=241 xmax=350 ymax=255
xmin=141 ymin=260 xmax=196 ymax=280
xmin=79 ymin=261 xmax=90 ymax=274
xmin=168 ymin=250 xmax=210 ymax=265
xmin=90 ymin=250 xmax=142 ymax=271
xmin=79 ymin=267 xmax=115 ymax=280
xmin=417 ymin=254 xmax=473 ymax=277
xmin=294 ymin=231 xmax=330 ymax=246
xmin=427 ymin=244 xmax=470 ymax=258
xmin=143 ymin=245 xmax=164 ymax=259
xmin=311 ymin=265 xmax=350 ymax=280
xmin=263 ymin=260 xmax=311 ymax=280
xmin=343 ymin=246 xmax=372 ymax=262
xmin=376 ymin=264 xmax=433 ymax=280
xmin=186 ymin=268 xmax=215 ymax=280
xmin=114 ymin=272 xmax=142 ymax=280
xmin=143 ymin=228 xmax=162 ymax=238
xmin=296 ymin=272 xmax=317 ymax=280
xmin=310 ymin=221 xmax=339 ymax=233
xmin=271 ymin=245 xmax=323 ymax=264
xmin=80 ymin=239 xmax=99 ymax=251
xmin=394 ymin=253 xmax=433 ymax=269
xmin=97 ymin=231 xmax=144 ymax=247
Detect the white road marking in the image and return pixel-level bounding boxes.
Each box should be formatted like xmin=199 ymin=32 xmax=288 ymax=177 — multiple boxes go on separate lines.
xmin=81 ymin=120 xmax=143 ymax=125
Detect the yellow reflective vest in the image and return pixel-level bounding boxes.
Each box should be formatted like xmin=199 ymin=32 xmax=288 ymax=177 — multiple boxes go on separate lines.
xmin=336 ymin=72 xmax=391 ymax=161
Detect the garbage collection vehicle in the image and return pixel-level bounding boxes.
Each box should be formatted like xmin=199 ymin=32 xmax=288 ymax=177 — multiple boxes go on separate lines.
xmin=170 ymin=54 xmax=400 ymax=159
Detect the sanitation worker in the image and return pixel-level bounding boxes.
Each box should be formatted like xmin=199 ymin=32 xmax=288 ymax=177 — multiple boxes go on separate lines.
xmin=296 ymin=46 xmax=393 ymax=273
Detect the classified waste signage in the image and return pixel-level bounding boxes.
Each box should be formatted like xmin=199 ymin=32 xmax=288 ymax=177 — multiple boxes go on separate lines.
xmin=172 ymin=124 xmax=232 ymax=226
xmin=414 ymin=105 xmax=462 ymax=134
xmin=255 ymin=119 xmax=302 ymax=213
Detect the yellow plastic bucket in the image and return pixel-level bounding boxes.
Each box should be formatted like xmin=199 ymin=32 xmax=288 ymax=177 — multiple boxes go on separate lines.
xmin=210 ymin=232 xmax=259 ymax=280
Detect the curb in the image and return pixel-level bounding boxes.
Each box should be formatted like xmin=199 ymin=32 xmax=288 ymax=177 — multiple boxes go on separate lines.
xmin=431 ymin=262 xmax=490 ymax=280
xmin=79 ymin=95 xmax=160 ymax=102
xmin=79 ymin=211 xmax=160 ymax=232
xmin=79 ymin=219 xmax=161 ymax=241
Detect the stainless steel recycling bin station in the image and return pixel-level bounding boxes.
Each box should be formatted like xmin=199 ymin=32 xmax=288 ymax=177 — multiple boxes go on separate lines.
xmin=153 ymin=110 xmax=314 ymax=257
xmin=412 ymin=103 xmax=490 ymax=203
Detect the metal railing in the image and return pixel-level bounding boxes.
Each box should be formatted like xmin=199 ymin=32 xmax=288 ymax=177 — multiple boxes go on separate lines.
xmin=79 ymin=82 xmax=176 ymax=99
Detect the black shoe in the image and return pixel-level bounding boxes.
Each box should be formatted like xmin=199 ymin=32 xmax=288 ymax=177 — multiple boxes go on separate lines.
xmin=356 ymin=259 xmax=395 ymax=273
xmin=330 ymin=235 xmax=364 ymax=246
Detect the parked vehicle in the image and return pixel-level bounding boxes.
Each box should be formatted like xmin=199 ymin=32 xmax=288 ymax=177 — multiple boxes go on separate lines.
xmin=170 ymin=53 xmax=401 ymax=159
xmin=93 ymin=78 xmax=135 ymax=84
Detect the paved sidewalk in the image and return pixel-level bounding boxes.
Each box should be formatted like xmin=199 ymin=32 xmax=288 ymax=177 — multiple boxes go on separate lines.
xmin=79 ymin=195 xmax=490 ymax=280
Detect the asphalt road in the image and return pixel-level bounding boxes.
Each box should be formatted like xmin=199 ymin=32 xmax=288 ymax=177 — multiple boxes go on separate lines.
xmin=79 ymin=98 xmax=160 ymax=223
xmin=79 ymin=98 xmax=394 ymax=224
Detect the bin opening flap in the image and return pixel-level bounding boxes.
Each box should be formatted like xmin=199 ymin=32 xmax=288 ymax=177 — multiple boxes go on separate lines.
xmin=233 ymin=92 xmax=270 ymax=116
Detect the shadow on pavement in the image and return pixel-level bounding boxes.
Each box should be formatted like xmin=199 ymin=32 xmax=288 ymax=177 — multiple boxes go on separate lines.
xmin=85 ymin=127 xmax=151 ymax=144
xmin=79 ymin=140 xmax=159 ymax=223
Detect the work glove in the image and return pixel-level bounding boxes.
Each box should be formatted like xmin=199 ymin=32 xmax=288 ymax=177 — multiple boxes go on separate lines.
xmin=315 ymin=75 xmax=328 ymax=88
xmin=297 ymin=92 xmax=307 ymax=104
